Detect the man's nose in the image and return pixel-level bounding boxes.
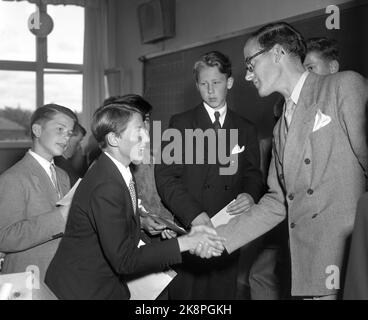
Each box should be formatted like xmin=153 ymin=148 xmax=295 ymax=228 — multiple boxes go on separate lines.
xmin=245 ymin=70 xmax=254 ymax=81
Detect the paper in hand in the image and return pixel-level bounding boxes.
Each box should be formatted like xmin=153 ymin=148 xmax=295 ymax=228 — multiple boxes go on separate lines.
xmin=56 ymin=178 xmax=82 ymax=206
xmin=149 ymin=214 xmax=187 ymax=235
xmin=211 ymin=199 xmax=236 ymax=227
xmin=128 ymin=240 xmax=177 ymax=300
xmin=138 ymin=200 xmax=187 ymax=235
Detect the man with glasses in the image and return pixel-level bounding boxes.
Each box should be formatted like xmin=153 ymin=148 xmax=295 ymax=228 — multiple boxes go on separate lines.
xmin=196 ymin=22 xmax=368 ymax=299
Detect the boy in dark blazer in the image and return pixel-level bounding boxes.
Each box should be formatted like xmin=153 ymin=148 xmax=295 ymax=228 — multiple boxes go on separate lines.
xmin=45 ymin=100 xmax=225 ymax=300
xmin=155 ymin=51 xmax=264 ymax=299
xmin=0 ymin=104 xmax=77 ymax=299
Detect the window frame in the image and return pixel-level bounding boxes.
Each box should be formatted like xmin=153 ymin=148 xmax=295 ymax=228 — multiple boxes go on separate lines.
xmin=0 ymin=3 xmax=84 ymax=147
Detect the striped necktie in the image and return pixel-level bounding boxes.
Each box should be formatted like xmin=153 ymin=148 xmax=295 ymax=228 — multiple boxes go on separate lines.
xmin=213 ymin=111 xmax=221 ymax=132
xmin=284 ymin=98 xmax=296 ymax=132
xmin=128 ymin=178 xmax=137 ymax=214
xmin=50 ymin=163 xmax=62 ymax=199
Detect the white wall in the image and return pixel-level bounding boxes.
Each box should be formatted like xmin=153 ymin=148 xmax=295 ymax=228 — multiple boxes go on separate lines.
xmin=116 ymin=0 xmax=351 ymax=94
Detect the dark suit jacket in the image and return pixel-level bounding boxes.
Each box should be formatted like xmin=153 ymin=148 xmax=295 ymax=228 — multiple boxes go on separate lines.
xmin=155 ymin=104 xmax=264 ymax=226
xmin=45 ymin=153 xmax=182 ymax=300
xmin=155 ymin=104 xmax=264 ymax=299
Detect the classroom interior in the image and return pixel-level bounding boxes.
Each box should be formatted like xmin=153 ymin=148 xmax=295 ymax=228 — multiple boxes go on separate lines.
xmin=0 ymin=0 xmax=367 ymax=173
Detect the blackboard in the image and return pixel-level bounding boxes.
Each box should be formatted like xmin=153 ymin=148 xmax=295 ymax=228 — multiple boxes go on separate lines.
xmin=143 ymin=1 xmax=368 ymax=139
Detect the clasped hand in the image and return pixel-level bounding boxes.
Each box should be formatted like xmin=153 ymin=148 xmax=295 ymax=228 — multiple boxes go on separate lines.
xmin=187 ymin=225 xmax=226 ymax=259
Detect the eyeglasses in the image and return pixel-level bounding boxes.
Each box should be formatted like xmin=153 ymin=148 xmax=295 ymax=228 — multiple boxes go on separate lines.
xmin=245 ymin=48 xmax=269 ymax=73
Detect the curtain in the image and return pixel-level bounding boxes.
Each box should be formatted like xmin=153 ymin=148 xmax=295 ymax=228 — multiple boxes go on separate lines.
xmin=81 ymin=0 xmax=118 ymax=135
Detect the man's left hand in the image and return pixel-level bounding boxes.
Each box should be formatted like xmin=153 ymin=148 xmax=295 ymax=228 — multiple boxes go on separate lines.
xmin=226 ymin=193 xmax=254 ymax=215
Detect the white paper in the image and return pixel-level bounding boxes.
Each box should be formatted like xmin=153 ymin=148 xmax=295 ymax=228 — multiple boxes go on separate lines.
xmin=56 ymin=178 xmax=82 ymax=206
xmin=211 ymin=199 xmax=236 ymax=227
xmin=127 ymin=240 xmax=177 ymax=300
xmin=0 ymin=272 xmax=33 ymax=300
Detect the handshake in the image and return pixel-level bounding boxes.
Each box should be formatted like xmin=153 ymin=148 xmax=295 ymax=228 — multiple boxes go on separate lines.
xmin=177 ymin=225 xmax=226 ymax=259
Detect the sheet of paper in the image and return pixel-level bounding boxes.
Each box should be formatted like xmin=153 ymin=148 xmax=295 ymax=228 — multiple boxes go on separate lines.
xmin=0 ymin=272 xmax=33 ymax=300
xmin=56 ymin=178 xmax=82 ymax=206
xmin=127 ymin=240 xmax=177 ymax=300
xmin=211 ymin=199 xmax=236 ymax=227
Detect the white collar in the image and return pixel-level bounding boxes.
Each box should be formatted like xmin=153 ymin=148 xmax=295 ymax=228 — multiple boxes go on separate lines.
xmin=104 ymin=151 xmax=132 ymax=189
xmin=289 ymin=71 xmax=309 ymax=105
xmin=203 ymin=102 xmax=227 ymax=126
xmin=28 ymin=149 xmax=54 ymax=180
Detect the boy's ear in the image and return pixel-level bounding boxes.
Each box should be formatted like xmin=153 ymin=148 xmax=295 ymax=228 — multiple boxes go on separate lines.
xmin=31 ymin=123 xmax=42 ymax=138
xmin=329 ymin=60 xmax=339 ymax=74
xmin=106 ymin=132 xmax=119 ymax=147
xmin=227 ymin=76 xmax=234 ymax=89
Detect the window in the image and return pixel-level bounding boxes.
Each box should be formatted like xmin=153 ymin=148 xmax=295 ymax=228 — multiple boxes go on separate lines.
xmin=0 ymin=1 xmax=84 ymax=143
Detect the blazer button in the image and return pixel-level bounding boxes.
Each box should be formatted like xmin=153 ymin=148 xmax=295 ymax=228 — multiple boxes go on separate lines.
xmin=224 ymin=185 xmax=231 ymax=190
xmin=304 ymin=158 xmax=311 ymax=165
xmin=288 ymin=193 xmax=294 ymax=200
xmin=307 ymin=189 xmax=314 ymax=195
xmin=279 ymin=174 xmax=284 ymax=180
xmin=290 ymin=222 xmax=296 ymax=229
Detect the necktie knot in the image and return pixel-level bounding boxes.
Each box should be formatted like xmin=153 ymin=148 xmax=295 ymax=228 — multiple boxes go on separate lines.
xmin=213 ymin=111 xmax=221 ymax=132
xmin=50 ymin=163 xmax=61 ymax=199
xmin=284 ymin=98 xmax=296 ymax=131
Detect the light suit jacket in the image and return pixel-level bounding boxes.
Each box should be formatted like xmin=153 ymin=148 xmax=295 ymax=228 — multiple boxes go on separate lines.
xmin=217 ymin=71 xmax=368 ymax=296
xmin=0 ymin=152 xmax=69 ymax=299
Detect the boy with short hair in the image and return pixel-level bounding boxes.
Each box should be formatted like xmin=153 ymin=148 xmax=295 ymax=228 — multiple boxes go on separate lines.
xmin=0 ymin=103 xmax=77 ymax=299
xmin=303 ymin=37 xmax=340 ymax=75
xmin=155 ymin=51 xmax=264 ymax=299
xmin=45 ymin=100 xmax=224 ymax=300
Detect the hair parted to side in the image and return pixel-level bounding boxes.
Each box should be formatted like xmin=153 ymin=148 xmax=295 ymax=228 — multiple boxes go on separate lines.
xmin=30 ymin=103 xmax=78 ymax=139
xmin=250 ymin=22 xmax=307 ymax=61
xmin=306 ymin=37 xmax=339 ymax=61
xmin=193 ymin=51 xmax=232 ymax=82
xmin=102 ymin=94 xmax=153 ymax=119
xmin=73 ymin=122 xmax=87 ymax=137
xmin=91 ymin=101 xmax=144 ymax=149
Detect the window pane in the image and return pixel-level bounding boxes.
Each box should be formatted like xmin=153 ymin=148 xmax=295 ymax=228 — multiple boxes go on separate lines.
xmin=44 ymin=73 xmax=82 ymax=114
xmin=47 ymin=6 xmax=84 ymax=64
xmin=0 ymin=1 xmax=36 ymax=61
xmin=0 ymin=71 xmax=35 ymax=141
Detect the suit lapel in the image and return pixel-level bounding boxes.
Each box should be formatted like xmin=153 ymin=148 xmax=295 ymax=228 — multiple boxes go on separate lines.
xmin=283 ymin=73 xmax=319 ymax=189
xmin=222 ymin=109 xmax=238 ymax=185
xmin=24 ymin=153 xmax=60 ymax=204
xmin=192 ymin=104 xmax=213 ymax=182
xmin=99 ymin=153 xmax=139 ymax=225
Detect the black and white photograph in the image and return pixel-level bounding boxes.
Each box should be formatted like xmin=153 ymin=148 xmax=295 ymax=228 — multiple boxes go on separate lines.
xmin=0 ymin=0 xmax=367 ymax=307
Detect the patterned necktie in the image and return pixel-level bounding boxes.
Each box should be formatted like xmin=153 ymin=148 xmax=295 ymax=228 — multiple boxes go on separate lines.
xmin=284 ymin=98 xmax=296 ymax=132
xmin=128 ymin=178 xmax=137 ymax=214
xmin=50 ymin=163 xmax=61 ymax=199
xmin=213 ymin=111 xmax=221 ymax=132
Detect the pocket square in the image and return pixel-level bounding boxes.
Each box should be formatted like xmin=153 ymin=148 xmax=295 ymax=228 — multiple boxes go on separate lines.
xmin=313 ymin=109 xmax=331 ymax=132
xmin=231 ymin=144 xmax=245 ymax=155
